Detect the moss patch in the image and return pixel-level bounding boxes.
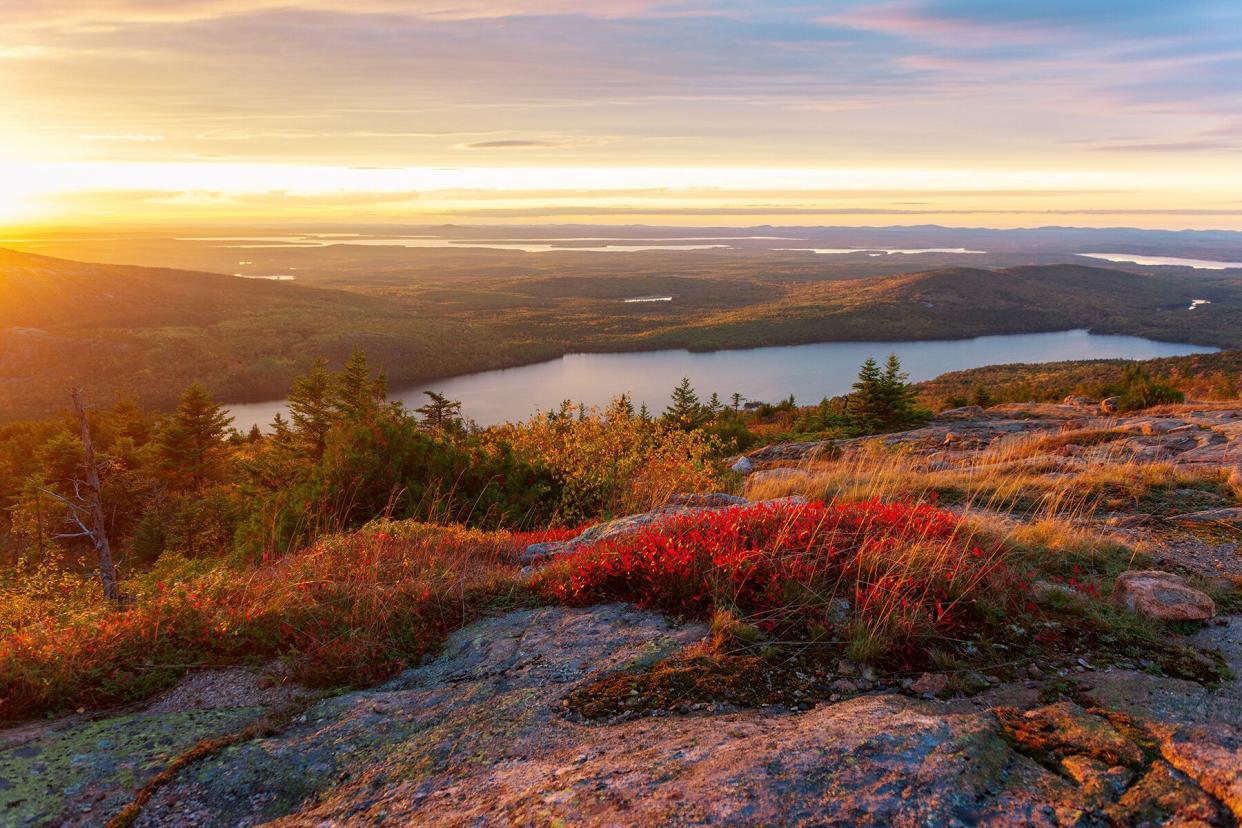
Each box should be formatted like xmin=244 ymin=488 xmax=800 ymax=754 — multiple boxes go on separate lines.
xmin=0 ymin=707 xmax=257 ymax=825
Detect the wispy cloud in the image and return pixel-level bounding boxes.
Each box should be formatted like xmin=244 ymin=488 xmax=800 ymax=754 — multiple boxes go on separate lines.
xmin=3 ymin=1 xmax=1241 ymax=228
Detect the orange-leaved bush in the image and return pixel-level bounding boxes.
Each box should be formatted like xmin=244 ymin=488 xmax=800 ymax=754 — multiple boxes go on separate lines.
xmin=0 ymin=520 xmax=532 ymax=722
xmin=537 ymin=498 xmax=1011 ymax=663
xmin=483 ymin=402 xmax=723 ymax=525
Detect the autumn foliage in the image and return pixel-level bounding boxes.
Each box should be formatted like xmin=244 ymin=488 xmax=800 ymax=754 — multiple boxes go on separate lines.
xmin=538 ymin=499 xmax=1008 ymax=661
xmin=0 ymin=521 xmax=534 ymax=721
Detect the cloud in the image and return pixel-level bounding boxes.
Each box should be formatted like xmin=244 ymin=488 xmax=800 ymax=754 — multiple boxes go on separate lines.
xmin=462 ymin=140 xmax=559 ymax=149
xmin=81 ymin=133 xmax=164 ymax=142
xmin=1090 ymin=139 xmax=1242 ymax=153
xmin=1 ymin=1 xmax=710 ymax=32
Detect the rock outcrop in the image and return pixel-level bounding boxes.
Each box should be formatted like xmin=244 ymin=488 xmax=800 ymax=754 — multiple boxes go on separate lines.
xmin=3 ymin=606 xmax=1237 ymax=826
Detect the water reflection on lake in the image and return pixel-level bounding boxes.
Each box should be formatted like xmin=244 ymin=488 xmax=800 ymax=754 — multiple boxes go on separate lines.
xmin=1078 ymin=253 xmax=1242 ymax=270
xmin=226 ymin=329 xmax=1216 ymax=431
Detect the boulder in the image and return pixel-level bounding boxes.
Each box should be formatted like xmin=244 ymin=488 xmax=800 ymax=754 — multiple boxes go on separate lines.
xmin=746 ymin=441 xmax=831 ymax=463
xmin=1114 ymin=570 xmax=1215 ymax=621
xmin=729 ymin=455 xmax=754 ymax=474
xmin=1099 ymin=396 xmax=1120 ymax=414
xmin=1062 ymin=395 xmax=1097 ymax=407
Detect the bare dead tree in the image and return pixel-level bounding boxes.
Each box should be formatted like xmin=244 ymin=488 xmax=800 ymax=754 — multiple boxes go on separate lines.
xmin=41 ymin=390 xmax=122 ymax=602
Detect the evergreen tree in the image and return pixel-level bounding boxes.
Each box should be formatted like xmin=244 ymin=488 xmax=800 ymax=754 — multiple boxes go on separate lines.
xmin=846 ymin=357 xmax=884 ymax=429
xmin=731 ymin=392 xmax=744 ymax=413
xmin=415 ymin=391 xmax=463 ymax=430
xmin=848 ymin=354 xmax=918 ymax=431
xmin=706 ymin=392 xmax=722 ymax=414
xmin=334 ymin=348 xmax=386 ymax=421
xmin=288 ymin=358 xmax=334 ymax=458
xmin=663 ymin=377 xmax=708 ymax=430
xmin=638 ymin=402 xmax=652 ymax=422
xmin=158 ymin=383 xmax=233 ymax=492
xmin=877 ymin=353 xmax=917 ymax=426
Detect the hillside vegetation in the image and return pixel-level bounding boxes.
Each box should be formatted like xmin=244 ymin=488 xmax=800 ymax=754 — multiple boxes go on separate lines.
xmin=919 ymin=350 xmax=1242 ymax=408
xmin=3 ymin=247 xmax=1241 ymax=420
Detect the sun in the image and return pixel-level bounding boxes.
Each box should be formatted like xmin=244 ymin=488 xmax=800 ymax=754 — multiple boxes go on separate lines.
xmin=0 ymin=162 xmax=45 ymax=226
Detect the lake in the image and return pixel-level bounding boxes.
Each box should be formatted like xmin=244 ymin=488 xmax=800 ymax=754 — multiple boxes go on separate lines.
xmin=1078 ymin=253 xmax=1242 ymax=270
xmin=226 ymin=329 xmax=1217 ymax=431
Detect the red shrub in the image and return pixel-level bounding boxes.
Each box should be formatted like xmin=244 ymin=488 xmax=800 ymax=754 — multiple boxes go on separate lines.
xmin=538 ymin=499 xmax=1007 ymax=654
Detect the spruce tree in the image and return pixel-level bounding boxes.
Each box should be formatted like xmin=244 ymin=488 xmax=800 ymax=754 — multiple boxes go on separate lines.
xmin=334 ymin=348 xmax=386 ymax=421
xmin=664 ymin=377 xmax=707 ymax=429
xmin=288 ymin=358 xmax=334 ymax=458
xmin=847 ymin=357 xmax=884 ymax=429
xmin=877 ymin=353 xmax=916 ymax=427
xmin=158 ymin=383 xmax=233 ymax=492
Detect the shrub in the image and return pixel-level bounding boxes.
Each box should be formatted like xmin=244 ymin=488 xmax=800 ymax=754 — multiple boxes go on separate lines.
xmin=239 ymin=412 xmax=560 ymax=557
xmin=484 ymin=404 xmax=724 ymax=525
xmin=537 ymin=498 xmax=1010 ymax=664
xmin=0 ymin=520 xmax=531 ymax=721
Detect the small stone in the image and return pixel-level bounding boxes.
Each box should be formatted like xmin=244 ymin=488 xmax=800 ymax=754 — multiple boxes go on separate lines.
xmin=911 ymin=673 xmax=948 ymax=696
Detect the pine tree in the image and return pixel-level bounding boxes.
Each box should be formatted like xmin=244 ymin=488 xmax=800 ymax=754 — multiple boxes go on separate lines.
xmin=706 ymin=392 xmax=722 ymax=414
xmin=877 ymin=353 xmax=916 ymax=426
xmin=731 ymin=392 xmax=744 ymax=413
xmin=288 ymin=358 xmax=334 ymax=458
xmin=847 ymin=357 xmax=884 ymax=429
xmin=663 ymin=377 xmax=708 ymax=429
xmin=158 ymin=383 xmax=233 ymax=492
xmin=334 ymin=348 xmax=386 ymax=421
xmin=415 ymin=391 xmax=463 ymax=430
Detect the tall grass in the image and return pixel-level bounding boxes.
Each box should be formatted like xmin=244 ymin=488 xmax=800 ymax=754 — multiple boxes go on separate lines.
xmin=745 ymin=426 xmax=1230 ymax=527
xmin=0 ymin=520 xmax=561 ymax=722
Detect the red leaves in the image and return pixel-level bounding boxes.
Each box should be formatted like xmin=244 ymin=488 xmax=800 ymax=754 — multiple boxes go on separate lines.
xmin=540 ymin=498 xmax=996 ymax=640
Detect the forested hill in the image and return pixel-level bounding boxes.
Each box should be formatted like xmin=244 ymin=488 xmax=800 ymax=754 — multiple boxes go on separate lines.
xmin=0 ymin=248 xmax=521 ymax=418
xmin=2 ymin=248 xmax=1241 ymax=421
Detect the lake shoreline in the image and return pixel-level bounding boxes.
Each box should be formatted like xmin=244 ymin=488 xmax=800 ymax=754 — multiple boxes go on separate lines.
xmin=225 ymin=329 xmax=1220 ymax=431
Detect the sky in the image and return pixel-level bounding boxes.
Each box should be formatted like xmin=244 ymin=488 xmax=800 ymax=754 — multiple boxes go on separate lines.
xmin=2 ymin=1 xmax=1242 ymax=229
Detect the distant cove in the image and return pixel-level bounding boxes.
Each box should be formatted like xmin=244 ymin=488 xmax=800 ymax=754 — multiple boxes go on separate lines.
xmin=227 ymin=329 xmax=1217 ymax=430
